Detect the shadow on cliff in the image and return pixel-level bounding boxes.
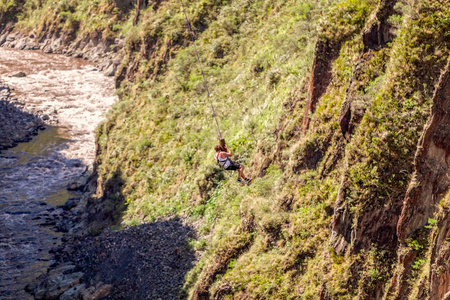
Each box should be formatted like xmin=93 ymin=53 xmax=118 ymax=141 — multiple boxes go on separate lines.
xmin=81 ymin=169 xmax=197 ymax=299
xmin=86 ymin=167 xmax=127 ymax=231
xmin=73 ymin=218 xmax=196 ymax=300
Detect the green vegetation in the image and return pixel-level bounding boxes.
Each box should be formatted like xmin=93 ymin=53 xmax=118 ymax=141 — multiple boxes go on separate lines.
xmin=0 ymin=0 xmax=16 ymax=13
xmin=3 ymin=0 xmax=450 ymax=298
xmin=13 ymin=0 xmax=131 ymax=37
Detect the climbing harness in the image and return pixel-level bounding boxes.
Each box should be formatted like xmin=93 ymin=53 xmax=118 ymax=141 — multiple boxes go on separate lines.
xmin=180 ymin=0 xmax=222 ymax=140
xmin=215 ymin=152 xmax=231 ymax=169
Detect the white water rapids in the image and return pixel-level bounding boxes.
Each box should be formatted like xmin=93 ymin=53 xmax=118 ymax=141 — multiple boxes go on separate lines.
xmin=0 ymin=48 xmax=116 ymax=299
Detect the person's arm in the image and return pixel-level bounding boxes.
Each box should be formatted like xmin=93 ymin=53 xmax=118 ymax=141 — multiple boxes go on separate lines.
xmin=225 ymin=145 xmax=232 ymax=157
xmin=220 ymin=146 xmax=232 ymax=159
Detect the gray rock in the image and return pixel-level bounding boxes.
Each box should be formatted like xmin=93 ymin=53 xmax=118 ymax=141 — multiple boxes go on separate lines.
xmin=24 ymin=281 xmax=38 ymax=293
xmin=9 ymin=71 xmax=27 ymax=77
xmin=103 ymin=64 xmax=115 ymax=76
xmin=43 ymin=44 xmax=53 ymax=53
xmin=0 ymin=35 xmax=7 ymax=45
xmin=60 ymin=198 xmax=81 ymax=211
xmin=81 ymin=283 xmax=112 ymax=300
xmin=114 ymin=38 xmax=124 ymax=48
xmin=34 ymin=271 xmax=83 ymax=300
xmin=49 ymin=263 xmax=76 ymax=276
xmin=60 ymin=284 xmax=86 ymax=300
xmin=6 ymin=34 xmax=15 ymax=42
xmin=68 ymin=165 xmax=93 ymax=191
xmin=15 ymin=39 xmax=27 ymax=50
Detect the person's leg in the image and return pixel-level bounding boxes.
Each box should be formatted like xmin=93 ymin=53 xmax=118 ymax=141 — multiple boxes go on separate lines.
xmin=236 ymin=165 xmax=242 ymax=179
xmin=241 ymin=165 xmax=252 ymax=184
xmin=239 ymin=165 xmax=247 ymax=179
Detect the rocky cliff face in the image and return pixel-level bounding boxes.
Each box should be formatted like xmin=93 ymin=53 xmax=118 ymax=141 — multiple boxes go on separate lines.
xmin=301 ymin=0 xmax=450 ymax=298
xmin=428 ymin=201 xmax=450 ymax=300
xmin=388 ymin=58 xmax=450 ymax=300
xmin=397 ymin=60 xmax=450 ymax=242
xmin=330 ymin=0 xmax=399 ymax=255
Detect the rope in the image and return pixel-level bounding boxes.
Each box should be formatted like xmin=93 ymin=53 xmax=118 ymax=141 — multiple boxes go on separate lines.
xmin=180 ymin=0 xmax=222 ymax=139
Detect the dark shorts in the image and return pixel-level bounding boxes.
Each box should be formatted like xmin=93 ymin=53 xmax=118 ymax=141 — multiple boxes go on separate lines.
xmin=225 ymin=161 xmax=241 ymax=171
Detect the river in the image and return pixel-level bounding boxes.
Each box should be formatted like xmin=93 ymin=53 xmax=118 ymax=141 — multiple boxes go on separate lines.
xmin=0 ymin=48 xmax=116 ymax=299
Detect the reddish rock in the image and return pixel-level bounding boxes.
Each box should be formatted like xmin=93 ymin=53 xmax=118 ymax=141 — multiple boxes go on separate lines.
xmin=393 ymin=59 xmax=450 ymax=299
xmin=429 ymin=214 xmax=450 ymax=300
xmin=302 ymin=40 xmax=339 ymax=134
xmin=362 ymin=0 xmax=398 ymax=51
xmin=397 ymin=59 xmax=450 ymax=241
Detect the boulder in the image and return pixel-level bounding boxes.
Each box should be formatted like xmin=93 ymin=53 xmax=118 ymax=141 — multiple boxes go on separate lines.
xmin=9 ymin=71 xmax=26 ymax=77
xmin=81 ymin=283 xmax=112 ymax=300
xmin=68 ymin=165 xmax=93 ymax=191
xmin=60 ymin=197 xmax=81 ymax=211
xmin=33 ymin=269 xmax=83 ymax=300
xmin=103 ymin=64 xmax=116 ymax=77
xmin=60 ymin=284 xmax=86 ymax=300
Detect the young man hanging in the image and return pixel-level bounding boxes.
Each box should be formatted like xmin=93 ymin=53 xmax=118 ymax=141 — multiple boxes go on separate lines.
xmin=214 ymin=144 xmax=251 ymax=185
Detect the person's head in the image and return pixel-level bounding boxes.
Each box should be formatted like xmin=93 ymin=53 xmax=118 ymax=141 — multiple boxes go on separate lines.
xmin=214 ymin=145 xmax=221 ymax=152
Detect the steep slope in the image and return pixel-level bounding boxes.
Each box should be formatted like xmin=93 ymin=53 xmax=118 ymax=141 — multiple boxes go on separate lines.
xmin=388 ymin=58 xmax=450 ymax=300
xmin=1 ymin=0 xmax=450 ymax=298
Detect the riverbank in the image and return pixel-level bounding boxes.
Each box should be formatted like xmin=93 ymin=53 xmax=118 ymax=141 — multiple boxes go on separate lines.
xmin=0 ymin=82 xmax=44 ymax=150
xmin=0 ymin=48 xmax=117 ymax=299
xmin=0 ymin=44 xmax=200 ymax=299
xmin=0 ymin=24 xmax=123 ymax=78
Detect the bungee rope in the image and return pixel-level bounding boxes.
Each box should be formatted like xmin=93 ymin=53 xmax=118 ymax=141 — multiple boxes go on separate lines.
xmin=180 ymin=0 xmax=222 ymax=140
